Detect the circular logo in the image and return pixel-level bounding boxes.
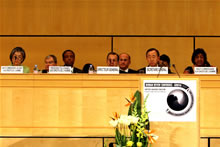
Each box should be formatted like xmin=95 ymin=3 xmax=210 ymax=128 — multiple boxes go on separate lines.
xmin=167 ymin=89 xmax=189 ymax=111
xmin=166 ymin=86 xmax=194 ymax=116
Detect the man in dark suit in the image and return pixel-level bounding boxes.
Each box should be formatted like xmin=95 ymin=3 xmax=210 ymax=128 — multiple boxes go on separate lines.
xmin=138 ymin=48 xmax=160 ymax=73
xmin=106 ymin=52 xmax=119 ymax=66
xmin=62 ymin=49 xmax=82 ymax=73
xmin=119 ymin=53 xmax=137 ymax=73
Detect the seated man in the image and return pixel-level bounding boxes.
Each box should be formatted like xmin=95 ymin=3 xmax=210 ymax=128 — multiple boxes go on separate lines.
xmin=62 ymin=49 xmax=82 ymax=73
xmin=119 ymin=53 xmax=137 ymax=73
xmin=106 ymin=52 xmax=119 ymax=66
xmin=138 ymin=48 xmax=160 ymax=73
xmin=42 ymin=55 xmax=57 ymax=73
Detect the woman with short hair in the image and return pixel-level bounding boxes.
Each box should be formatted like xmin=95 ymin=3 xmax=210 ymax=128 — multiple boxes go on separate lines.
xmin=9 ymin=47 xmax=30 ymax=73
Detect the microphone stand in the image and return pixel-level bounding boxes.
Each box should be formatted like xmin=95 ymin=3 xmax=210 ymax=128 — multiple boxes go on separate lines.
xmin=172 ymin=64 xmax=181 ymax=78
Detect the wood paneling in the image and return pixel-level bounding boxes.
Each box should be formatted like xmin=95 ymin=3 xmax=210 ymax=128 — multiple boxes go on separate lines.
xmin=0 ymin=37 xmax=111 ymax=71
xmin=196 ymin=37 xmax=220 ymax=72
xmin=114 ymin=37 xmax=193 ymax=72
xmin=190 ymin=1 xmax=220 ymax=35
xmin=211 ymin=139 xmax=220 ymax=147
xmin=151 ymin=122 xmax=199 ymax=147
xmin=1 ymin=0 xmax=220 ymax=35
xmin=0 ymin=74 xmax=208 ymax=147
xmin=0 ymin=138 xmax=102 ymax=147
xmin=0 ymin=138 xmax=211 ymax=147
xmin=200 ymin=138 xmax=208 ymax=147
xmin=0 ymin=74 xmax=139 ymax=136
xmin=200 ymin=87 xmax=220 ymax=137
xmin=1 ymin=74 xmax=220 ymax=145
xmin=1 ymin=37 xmax=220 ymax=74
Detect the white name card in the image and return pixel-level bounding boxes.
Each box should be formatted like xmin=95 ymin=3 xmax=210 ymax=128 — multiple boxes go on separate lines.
xmin=1 ymin=66 xmax=23 ymax=73
xmin=97 ymin=66 xmax=119 ymax=74
xmin=145 ymin=67 xmax=168 ymax=74
xmin=194 ymin=67 xmax=217 ymax=74
xmin=49 ymin=66 xmax=72 ymax=74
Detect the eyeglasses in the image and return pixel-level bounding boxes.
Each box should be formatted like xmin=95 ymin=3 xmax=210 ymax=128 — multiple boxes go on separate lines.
xmin=45 ymin=61 xmax=55 ymax=64
xmin=12 ymin=56 xmax=23 ymax=61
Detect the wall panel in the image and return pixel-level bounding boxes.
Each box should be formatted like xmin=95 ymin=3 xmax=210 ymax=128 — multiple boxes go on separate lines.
xmin=114 ymin=37 xmax=193 ymax=72
xmin=0 ymin=0 xmax=190 ymax=35
xmin=195 ymin=37 xmax=220 ymax=70
xmin=0 ymin=138 xmax=102 ymax=147
xmin=0 ymin=75 xmax=203 ymax=147
xmin=211 ymin=139 xmax=220 ymax=147
xmin=0 ymin=37 xmax=111 ymax=71
xmin=190 ymin=1 xmax=220 ymax=35
xmin=200 ymin=87 xmax=220 ymax=137
xmin=200 ymin=138 xmax=208 ymax=147
xmin=1 ymin=0 xmax=220 ymax=35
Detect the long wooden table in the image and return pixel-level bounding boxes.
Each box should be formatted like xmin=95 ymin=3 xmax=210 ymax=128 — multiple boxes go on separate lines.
xmin=0 ymin=74 xmax=219 ymax=146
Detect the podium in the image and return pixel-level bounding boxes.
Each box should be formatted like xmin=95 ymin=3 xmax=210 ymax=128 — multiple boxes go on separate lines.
xmin=0 ymin=74 xmax=218 ymax=146
xmin=141 ymin=78 xmax=199 ymax=147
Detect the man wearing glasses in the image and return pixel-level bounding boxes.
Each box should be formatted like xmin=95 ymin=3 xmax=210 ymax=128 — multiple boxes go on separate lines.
xmin=42 ymin=55 xmax=57 ymax=73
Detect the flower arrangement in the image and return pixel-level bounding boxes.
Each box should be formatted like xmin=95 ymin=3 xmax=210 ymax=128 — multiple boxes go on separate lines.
xmin=109 ymin=90 xmax=158 ymax=147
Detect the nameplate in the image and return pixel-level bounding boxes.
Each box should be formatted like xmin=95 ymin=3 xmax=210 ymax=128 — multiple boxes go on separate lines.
xmin=1 ymin=66 xmax=23 ymax=73
xmin=49 ymin=66 xmax=72 ymax=74
xmin=194 ymin=67 xmax=217 ymax=74
xmin=145 ymin=67 xmax=168 ymax=74
xmin=97 ymin=66 xmax=119 ymax=74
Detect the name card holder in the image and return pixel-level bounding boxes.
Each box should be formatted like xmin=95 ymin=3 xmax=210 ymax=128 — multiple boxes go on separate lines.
xmin=97 ymin=66 xmax=119 ymax=74
xmin=145 ymin=67 xmax=168 ymax=74
xmin=1 ymin=66 xmax=23 ymax=73
xmin=49 ymin=66 xmax=72 ymax=74
xmin=194 ymin=67 xmax=217 ymax=74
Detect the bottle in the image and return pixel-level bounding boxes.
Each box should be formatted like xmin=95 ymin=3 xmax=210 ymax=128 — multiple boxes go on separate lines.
xmin=88 ymin=64 xmax=94 ymax=74
xmin=33 ymin=65 xmax=39 ymax=74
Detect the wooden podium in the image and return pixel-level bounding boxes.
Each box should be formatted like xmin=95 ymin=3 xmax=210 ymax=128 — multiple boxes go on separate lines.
xmin=0 ymin=74 xmax=219 ymax=146
xmin=141 ymin=78 xmax=199 ymax=147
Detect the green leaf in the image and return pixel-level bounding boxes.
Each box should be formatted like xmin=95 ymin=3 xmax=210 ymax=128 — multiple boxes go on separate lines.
xmin=128 ymin=90 xmax=141 ymax=117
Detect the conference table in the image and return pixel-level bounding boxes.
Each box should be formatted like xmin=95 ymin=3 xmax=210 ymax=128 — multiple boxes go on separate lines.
xmin=0 ymin=74 xmax=219 ymax=147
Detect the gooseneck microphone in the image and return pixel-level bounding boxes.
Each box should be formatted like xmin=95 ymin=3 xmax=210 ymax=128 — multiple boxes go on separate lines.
xmin=172 ymin=64 xmax=181 ymax=78
xmin=157 ymin=64 xmax=164 ymax=78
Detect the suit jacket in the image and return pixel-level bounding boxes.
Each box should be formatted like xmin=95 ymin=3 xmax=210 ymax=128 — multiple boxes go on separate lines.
xmin=41 ymin=69 xmax=48 ymax=73
xmin=137 ymin=67 xmax=146 ymax=73
xmin=72 ymin=67 xmax=83 ymax=73
xmin=120 ymin=68 xmax=138 ymax=74
xmin=64 ymin=65 xmax=83 ymax=73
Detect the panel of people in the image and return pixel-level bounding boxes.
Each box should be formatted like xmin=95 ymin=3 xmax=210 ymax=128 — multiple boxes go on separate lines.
xmin=7 ymin=47 xmax=214 ymax=74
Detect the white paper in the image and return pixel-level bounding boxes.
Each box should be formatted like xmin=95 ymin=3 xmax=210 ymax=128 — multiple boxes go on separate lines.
xmin=194 ymin=67 xmax=217 ymax=74
xmin=1 ymin=66 xmax=23 ymax=73
xmin=145 ymin=67 xmax=168 ymax=74
xmin=143 ymin=80 xmax=197 ymax=122
xmin=49 ymin=66 xmax=72 ymax=74
xmin=97 ymin=66 xmax=119 ymax=74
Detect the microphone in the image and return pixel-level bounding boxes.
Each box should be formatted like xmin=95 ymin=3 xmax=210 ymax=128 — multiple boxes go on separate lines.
xmin=157 ymin=64 xmax=164 ymax=78
xmin=172 ymin=64 xmax=181 ymax=78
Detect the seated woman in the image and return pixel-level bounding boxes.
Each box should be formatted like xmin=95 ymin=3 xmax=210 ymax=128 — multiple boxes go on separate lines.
xmin=159 ymin=54 xmax=173 ymax=74
xmin=9 ymin=47 xmax=30 ymax=73
xmin=184 ymin=48 xmax=211 ymax=74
